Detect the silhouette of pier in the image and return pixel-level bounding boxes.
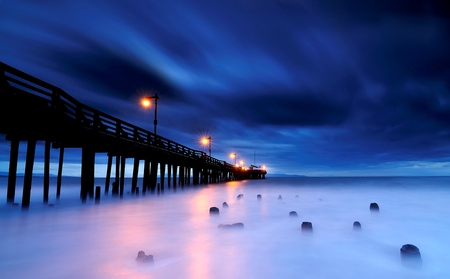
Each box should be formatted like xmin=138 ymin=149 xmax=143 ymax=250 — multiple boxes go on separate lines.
xmin=0 ymin=62 xmax=266 ymax=208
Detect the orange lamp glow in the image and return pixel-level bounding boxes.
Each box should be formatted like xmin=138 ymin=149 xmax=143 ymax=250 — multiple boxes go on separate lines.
xmin=141 ymin=97 xmax=151 ymax=108
xmin=201 ymin=137 xmax=210 ymax=145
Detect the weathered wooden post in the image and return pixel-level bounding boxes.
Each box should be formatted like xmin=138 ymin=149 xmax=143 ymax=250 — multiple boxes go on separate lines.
xmin=95 ymin=186 xmax=101 ymax=204
xmin=80 ymin=146 xmax=95 ymax=203
xmin=7 ymin=138 xmax=19 ymax=204
xmin=172 ymin=165 xmax=178 ymax=190
xmin=202 ymin=168 xmax=208 ymax=184
xmin=186 ymin=167 xmax=191 ymax=185
xmin=56 ymin=146 xmax=64 ymax=199
xmin=104 ymin=153 xmax=112 ymax=194
xmin=22 ymin=139 xmax=37 ymax=209
xmin=167 ymin=163 xmax=172 ymax=189
xmin=112 ymin=181 xmax=118 ymax=196
xmin=131 ymin=158 xmax=139 ymax=193
xmin=179 ymin=166 xmax=185 ymax=187
xmin=192 ymin=167 xmax=199 ymax=185
xmin=150 ymin=160 xmax=158 ymax=193
xmin=142 ymin=159 xmax=150 ymax=195
xmin=43 ymin=140 xmax=50 ymax=204
xmin=120 ymin=155 xmax=125 ymax=197
xmin=113 ymin=155 xmax=120 ymax=196
xmin=159 ymin=162 xmax=165 ymax=193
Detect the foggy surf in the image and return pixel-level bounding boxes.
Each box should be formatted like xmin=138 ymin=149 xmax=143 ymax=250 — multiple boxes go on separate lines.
xmin=0 ymin=177 xmax=449 ymax=278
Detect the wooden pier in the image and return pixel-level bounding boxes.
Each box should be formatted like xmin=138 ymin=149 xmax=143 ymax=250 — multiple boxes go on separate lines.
xmin=0 ymin=62 xmax=266 ymax=208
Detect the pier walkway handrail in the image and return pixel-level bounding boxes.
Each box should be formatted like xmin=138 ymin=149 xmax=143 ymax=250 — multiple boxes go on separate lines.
xmin=0 ymin=62 xmax=226 ymax=168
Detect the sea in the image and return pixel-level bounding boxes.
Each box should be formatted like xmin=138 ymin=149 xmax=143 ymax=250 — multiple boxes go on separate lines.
xmin=0 ymin=176 xmax=449 ymax=279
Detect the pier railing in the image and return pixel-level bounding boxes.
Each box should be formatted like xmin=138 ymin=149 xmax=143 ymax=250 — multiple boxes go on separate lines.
xmin=1 ymin=62 xmax=226 ymax=168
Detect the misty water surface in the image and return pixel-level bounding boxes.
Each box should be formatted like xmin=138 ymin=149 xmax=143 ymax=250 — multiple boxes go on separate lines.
xmin=0 ymin=177 xmax=449 ymax=278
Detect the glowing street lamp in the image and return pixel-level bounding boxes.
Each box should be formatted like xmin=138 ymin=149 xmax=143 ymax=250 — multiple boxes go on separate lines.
xmin=230 ymin=152 xmax=236 ymax=165
xmin=201 ymin=136 xmax=211 ymax=156
xmin=141 ymin=94 xmax=159 ymax=135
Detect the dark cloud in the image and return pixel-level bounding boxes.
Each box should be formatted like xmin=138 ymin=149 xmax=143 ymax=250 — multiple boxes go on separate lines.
xmin=48 ymin=45 xmax=180 ymax=101
xmin=1 ymin=0 xmax=450 ymax=175
xmin=317 ymin=0 xmax=450 ymax=22
xmin=212 ymin=92 xmax=350 ymax=127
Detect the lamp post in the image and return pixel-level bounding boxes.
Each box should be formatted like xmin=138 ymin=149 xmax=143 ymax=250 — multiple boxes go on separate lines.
xmin=202 ymin=136 xmax=211 ymax=157
xmin=141 ymin=94 xmax=159 ymax=135
xmin=230 ymin=152 xmax=236 ymax=166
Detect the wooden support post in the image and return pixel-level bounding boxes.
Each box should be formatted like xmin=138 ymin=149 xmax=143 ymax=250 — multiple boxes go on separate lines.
xmin=178 ymin=166 xmax=182 ymax=186
xmin=113 ymin=155 xmax=120 ymax=195
xmin=187 ymin=167 xmax=191 ymax=185
xmin=205 ymin=169 xmax=209 ymax=184
xmin=179 ymin=166 xmax=185 ymax=187
xmin=56 ymin=147 xmax=64 ymax=199
xmin=172 ymin=165 xmax=177 ymax=190
xmin=105 ymin=153 xmax=112 ymax=194
xmin=22 ymin=139 xmax=37 ymax=209
xmin=212 ymin=169 xmax=215 ymax=183
xmin=192 ymin=168 xmax=199 ymax=185
xmin=95 ymin=186 xmax=101 ymax=204
xmin=150 ymin=160 xmax=158 ymax=193
xmin=89 ymin=155 xmax=95 ymax=199
xmin=43 ymin=140 xmax=50 ymax=204
xmin=167 ymin=163 xmax=172 ymax=189
xmin=200 ymin=168 xmax=204 ymax=184
xmin=131 ymin=158 xmax=139 ymax=194
xmin=80 ymin=147 xmax=95 ymax=203
xmin=7 ymin=138 xmax=19 ymax=204
xmin=159 ymin=162 xmax=165 ymax=193
xmin=112 ymin=181 xmax=118 ymax=196
xmin=192 ymin=167 xmax=197 ymax=185
xmin=120 ymin=155 xmax=125 ymax=197
xmin=142 ymin=159 xmax=150 ymax=195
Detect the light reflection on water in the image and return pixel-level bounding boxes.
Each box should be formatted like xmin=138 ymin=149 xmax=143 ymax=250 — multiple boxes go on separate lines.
xmin=0 ymin=177 xmax=450 ymax=278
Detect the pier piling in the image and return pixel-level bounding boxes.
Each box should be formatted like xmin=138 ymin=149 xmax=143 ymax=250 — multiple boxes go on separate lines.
xmin=7 ymin=138 xmax=19 ymax=204
xmin=22 ymin=139 xmax=37 ymax=209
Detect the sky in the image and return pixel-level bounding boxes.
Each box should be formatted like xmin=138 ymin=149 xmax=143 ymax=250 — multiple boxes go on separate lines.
xmin=1 ymin=0 xmax=450 ymax=176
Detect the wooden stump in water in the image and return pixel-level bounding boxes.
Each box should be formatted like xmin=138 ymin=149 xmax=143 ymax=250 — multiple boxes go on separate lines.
xmin=301 ymin=221 xmax=313 ymax=232
xmin=370 ymin=202 xmax=379 ymax=212
xmin=400 ymin=244 xmax=422 ymax=267
xmin=289 ymin=211 xmax=298 ymax=217
xmin=210 ymin=207 xmax=220 ymax=215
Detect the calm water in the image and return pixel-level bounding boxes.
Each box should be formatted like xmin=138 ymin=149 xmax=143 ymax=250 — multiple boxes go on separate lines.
xmin=1 ymin=176 xmax=450 ymax=278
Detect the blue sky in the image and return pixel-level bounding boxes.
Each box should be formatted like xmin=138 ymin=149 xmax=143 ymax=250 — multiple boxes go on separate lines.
xmin=1 ymin=0 xmax=450 ymax=176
